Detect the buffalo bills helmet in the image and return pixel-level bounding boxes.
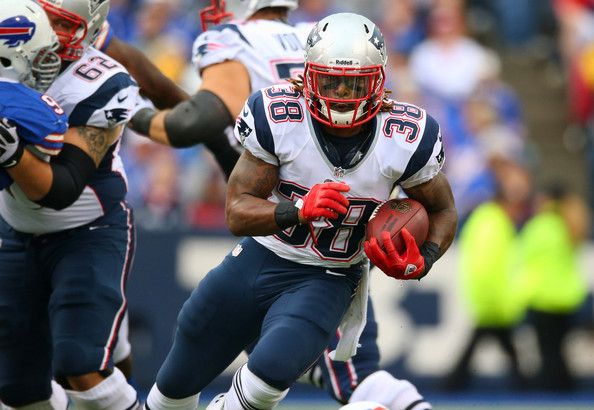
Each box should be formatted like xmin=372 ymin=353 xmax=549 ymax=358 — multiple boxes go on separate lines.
xmin=0 ymin=0 xmax=61 ymax=91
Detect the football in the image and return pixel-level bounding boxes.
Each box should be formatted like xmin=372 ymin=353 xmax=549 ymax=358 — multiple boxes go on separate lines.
xmin=366 ymin=198 xmax=429 ymax=253
xmin=339 ymin=402 xmax=389 ymax=410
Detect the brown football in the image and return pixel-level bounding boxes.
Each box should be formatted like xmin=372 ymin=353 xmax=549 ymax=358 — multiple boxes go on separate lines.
xmin=365 ymin=198 xmax=429 ymax=253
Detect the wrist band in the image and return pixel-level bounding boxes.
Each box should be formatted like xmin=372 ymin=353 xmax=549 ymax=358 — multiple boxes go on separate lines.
xmin=419 ymin=241 xmax=440 ymax=279
xmin=274 ymin=201 xmax=300 ymax=230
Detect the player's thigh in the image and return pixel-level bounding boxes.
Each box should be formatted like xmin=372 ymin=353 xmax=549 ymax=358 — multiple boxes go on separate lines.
xmin=249 ymin=272 xmax=359 ymax=389
xmin=46 ymin=206 xmax=135 ymax=376
xmin=0 ymin=217 xmax=52 ymax=404
xmin=157 ymin=239 xmax=265 ymax=397
xmin=318 ymin=298 xmax=380 ymax=403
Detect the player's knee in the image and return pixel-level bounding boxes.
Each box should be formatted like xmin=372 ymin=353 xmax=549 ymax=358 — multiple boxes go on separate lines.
xmin=52 ymin=339 xmax=99 ymax=376
xmin=0 ymin=381 xmax=51 ymax=407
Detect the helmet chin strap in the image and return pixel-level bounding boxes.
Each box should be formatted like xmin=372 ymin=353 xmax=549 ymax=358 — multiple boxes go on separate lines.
xmin=320 ymin=100 xmax=368 ymax=126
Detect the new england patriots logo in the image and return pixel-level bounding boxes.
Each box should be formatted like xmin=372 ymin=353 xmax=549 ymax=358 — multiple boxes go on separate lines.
xmin=306 ymin=24 xmax=322 ymax=48
xmin=236 ymin=117 xmax=252 ymax=145
xmin=0 ymin=16 xmax=36 ymax=48
xmin=105 ymin=108 xmax=129 ymax=125
xmin=89 ymin=0 xmax=108 ymax=14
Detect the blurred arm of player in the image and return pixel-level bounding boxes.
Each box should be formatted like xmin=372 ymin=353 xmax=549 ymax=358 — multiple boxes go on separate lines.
xmin=7 ymin=125 xmax=122 ymax=209
xmin=104 ymin=36 xmax=190 ymax=109
xmin=135 ymin=60 xmax=250 ymax=145
xmin=129 ymin=60 xmax=249 ymax=178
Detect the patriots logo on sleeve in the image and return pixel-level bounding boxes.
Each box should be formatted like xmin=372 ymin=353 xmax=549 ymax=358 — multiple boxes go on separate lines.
xmin=196 ymin=42 xmax=224 ymax=57
xmin=0 ymin=16 xmax=36 ymax=48
xmin=236 ymin=117 xmax=252 ymax=145
xmin=105 ymin=108 xmax=129 ymax=125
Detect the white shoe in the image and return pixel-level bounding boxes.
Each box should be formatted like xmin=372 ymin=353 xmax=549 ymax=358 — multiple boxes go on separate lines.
xmin=205 ymin=393 xmax=226 ymax=410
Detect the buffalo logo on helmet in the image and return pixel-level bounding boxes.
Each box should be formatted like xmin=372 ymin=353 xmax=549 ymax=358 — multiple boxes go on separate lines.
xmin=0 ymin=16 xmax=36 ymax=48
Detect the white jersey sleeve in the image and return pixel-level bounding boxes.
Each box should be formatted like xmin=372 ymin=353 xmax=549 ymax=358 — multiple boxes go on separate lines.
xmin=46 ymin=48 xmax=139 ymax=129
xmin=192 ymin=20 xmax=306 ymax=93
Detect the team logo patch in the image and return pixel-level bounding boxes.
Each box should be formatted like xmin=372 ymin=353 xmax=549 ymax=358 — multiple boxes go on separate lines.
xmin=306 ymin=23 xmax=322 ymax=48
xmin=0 ymin=16 xmax=36 ymax=48
xmin=236 ymin=117 xmax=252 ymax=145
xmin=105 ymin=108 xmax=129 ymax=124
xmin=89 ymin=0 xmax=107 ymax=14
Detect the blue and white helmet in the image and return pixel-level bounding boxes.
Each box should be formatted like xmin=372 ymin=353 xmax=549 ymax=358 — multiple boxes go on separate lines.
xmin=0 ymin=0 xmax=61 ymax=91
xmin=245 ymin=0 xmax=298 ymax=17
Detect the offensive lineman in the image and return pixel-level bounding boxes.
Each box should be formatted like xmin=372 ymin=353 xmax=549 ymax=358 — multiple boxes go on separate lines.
xmin=143 ymin=12 xmax=457 ymax=410
xmin=0 ymin=0 xmax=141 ymax=408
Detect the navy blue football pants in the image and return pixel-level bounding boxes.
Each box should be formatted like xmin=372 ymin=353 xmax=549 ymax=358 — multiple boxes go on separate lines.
xmin=156 ymin=237 xmax=363 ymax=398
xmin=0 ymin=204 xmax=135 ymax=406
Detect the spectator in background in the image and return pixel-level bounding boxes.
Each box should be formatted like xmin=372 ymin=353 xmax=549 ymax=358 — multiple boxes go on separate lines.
xmin=443 ymin=160 xmax=533 ymax=391
xmin=519 ymin=184 xmax=591 ymax=391
xmin=290 ymin=0 xmax=334 ymax=23
xmin=408 ymin=0 xmax=492 ymax=102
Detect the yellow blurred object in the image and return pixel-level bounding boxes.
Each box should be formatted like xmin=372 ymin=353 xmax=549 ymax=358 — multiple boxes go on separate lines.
xmin=579 ymin=43 xmax=594 ymax=89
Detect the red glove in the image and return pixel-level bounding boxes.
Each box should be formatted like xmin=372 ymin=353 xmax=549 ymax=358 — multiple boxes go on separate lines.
xmin=364 ymin=228 xmax=425 ymax=280
xmin=298 ymin=182 xmax=350 ymax=222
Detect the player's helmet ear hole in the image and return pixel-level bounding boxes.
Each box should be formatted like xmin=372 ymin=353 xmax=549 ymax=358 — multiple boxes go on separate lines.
xmin=0 ymin=57 xmax=11 ymax=68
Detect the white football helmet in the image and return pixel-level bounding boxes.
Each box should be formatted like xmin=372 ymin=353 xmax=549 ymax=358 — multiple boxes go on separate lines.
xmin=339 ymin=402 xmax=389 ymax=410
xmin=37 ymin=0 xmax=109 ymax=61
xmin=245 ymin=0 xmax=298 ymax=17
xmin=0 ymin=0 xmax=61 ymax=91
xmin=304 ymin=13 xmax=387 ymax=128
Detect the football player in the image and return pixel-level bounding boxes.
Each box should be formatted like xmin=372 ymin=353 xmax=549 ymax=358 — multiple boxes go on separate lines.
xmin=143 ymin=12 xmax=457 ymax=410
xmin=0 ymin=0 xmax=141 ymax=408
xmin=126 ymin=1 xmax=436 ymax=409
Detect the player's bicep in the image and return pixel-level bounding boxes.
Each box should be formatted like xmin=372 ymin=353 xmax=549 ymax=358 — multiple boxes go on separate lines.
xmin=200 ymin=60 xmax=251 ymax=117
xmin=227 ymin=150 xmax=278 ymax=203
xmin=65 ymin=125 xmax=122 ymax=166
xmin=403 ymin=172 xmax=455 ymax=214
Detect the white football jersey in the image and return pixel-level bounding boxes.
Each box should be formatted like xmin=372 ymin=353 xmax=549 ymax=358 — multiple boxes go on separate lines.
xmin=0 ymin=48 xmax=139 ymax=234
xmin=193 ymin=19 xmax=308 ymax=93
xmin=235 ymin=84 xmax=445 ymax=268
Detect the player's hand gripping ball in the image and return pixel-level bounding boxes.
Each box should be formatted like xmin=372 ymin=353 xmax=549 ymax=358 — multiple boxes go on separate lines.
xmin=364 ymin=198 xmax=429 ymax=280
xmin=339 ymin=402 xmax=389 ymax=410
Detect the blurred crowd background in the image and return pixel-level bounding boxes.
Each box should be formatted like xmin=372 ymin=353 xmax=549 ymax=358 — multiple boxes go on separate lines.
xmin=112 ymin=0 xmax=594 ymax=237
xmin=110 ymin=0 xmax=594 ymax=394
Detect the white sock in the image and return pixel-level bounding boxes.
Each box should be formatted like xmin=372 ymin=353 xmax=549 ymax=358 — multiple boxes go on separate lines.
xmin=66 ymin=367 xmax=138 ymax=410
xmin=145 ymin=384 xmax=199 ymax=410
xmin=349 ymin=371 xmax=431 ymax=410
xmin=2 ymin=381 xmax=68 ymax=410
xmin=223 ymin=364 xmax=288 ymax=409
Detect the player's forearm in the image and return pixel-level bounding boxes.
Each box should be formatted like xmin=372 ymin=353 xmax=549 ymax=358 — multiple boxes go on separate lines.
xmin=7 ymin=150 xmax=52 ymax=200
xmin=225 ymin=195 xmax=282 ymax=236
xmin=426 ymin=208 xmax=458 ymax=256
xmin=147 ymin=111 xmax=171 ymax=146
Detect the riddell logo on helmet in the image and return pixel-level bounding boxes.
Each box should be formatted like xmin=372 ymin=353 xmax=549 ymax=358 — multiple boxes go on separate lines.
xmin=334 ymin=59 xmax=355 ymax=66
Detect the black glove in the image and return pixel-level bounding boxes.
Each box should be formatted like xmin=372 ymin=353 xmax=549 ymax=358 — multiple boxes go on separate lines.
xmin=0 ymin=118 xmax=24 ymax=168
